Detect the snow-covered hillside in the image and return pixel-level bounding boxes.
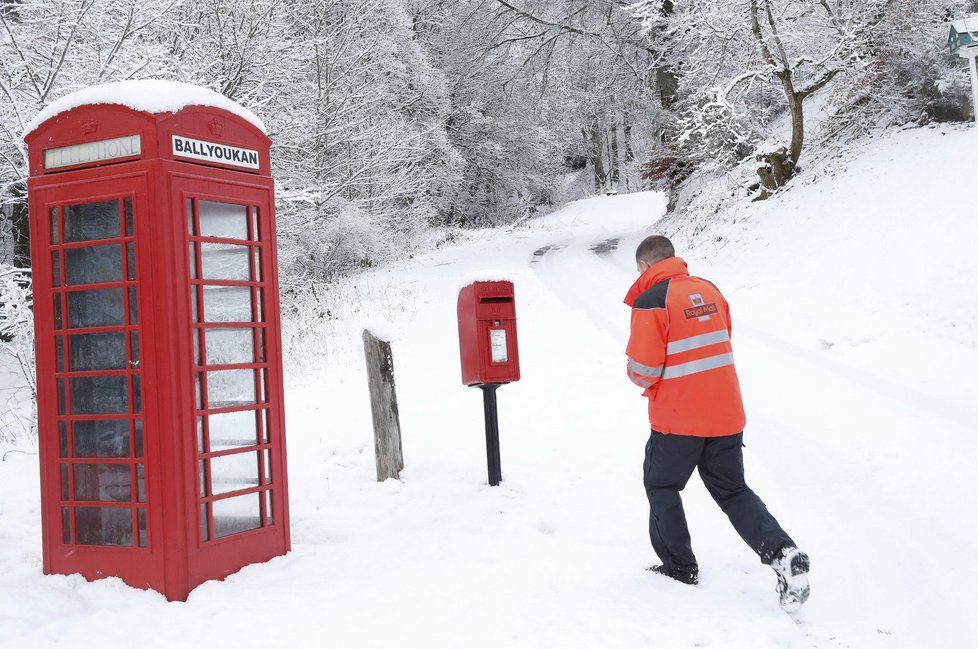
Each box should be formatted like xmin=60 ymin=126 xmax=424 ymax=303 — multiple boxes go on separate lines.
xmin=2 ymin=124 xmax=976 ymax=648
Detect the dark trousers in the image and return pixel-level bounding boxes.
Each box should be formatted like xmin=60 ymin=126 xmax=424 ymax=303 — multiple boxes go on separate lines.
xmin=643 ymin=430 xmax=794 ymax=574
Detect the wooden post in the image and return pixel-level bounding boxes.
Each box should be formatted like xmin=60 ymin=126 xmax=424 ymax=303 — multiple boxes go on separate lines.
xmin=362 ymin=329 xmax=404 ymax=481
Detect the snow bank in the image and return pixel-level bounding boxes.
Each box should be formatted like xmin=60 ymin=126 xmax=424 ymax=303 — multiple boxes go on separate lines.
xmin=24 ymin=80 xmax=266 ymax=137
xmin=3 ymin=124 xmax=978 ymax=648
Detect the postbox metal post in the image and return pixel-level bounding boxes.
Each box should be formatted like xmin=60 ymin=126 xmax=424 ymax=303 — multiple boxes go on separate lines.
xmin=479 ymin=383 xmax=502 ymax=486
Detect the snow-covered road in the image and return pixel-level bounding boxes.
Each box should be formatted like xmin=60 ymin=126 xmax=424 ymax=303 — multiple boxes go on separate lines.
xmin=3 ymin=125 xmax=977 ymax=648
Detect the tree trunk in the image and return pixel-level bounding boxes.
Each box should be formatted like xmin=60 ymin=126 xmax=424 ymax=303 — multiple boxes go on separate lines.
xmin=586 ymin=115 xmax=606 ymax=192
xmin=609 ymin=121 xmax=620 ymax=191
xmin=622 ymin=110 xmax=635 ymax=163
xmin=10 ymin=184 xmax=30 ymax=269
xmin=787 ymin=92 xmax=804 ymax=166
xmin=656 ymin=66 xmax=679 ymax=109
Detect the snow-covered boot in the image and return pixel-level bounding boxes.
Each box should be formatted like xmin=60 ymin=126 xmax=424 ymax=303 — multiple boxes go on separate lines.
xmin=647 ymin=564 xmax=698 ymax=585
xmin=771 ymin=546 xmax=810 ymax=612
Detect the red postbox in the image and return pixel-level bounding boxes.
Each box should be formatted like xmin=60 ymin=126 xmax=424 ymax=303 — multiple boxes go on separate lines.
xmin=457 ymin=280 xmax=520 ymax=486
xmin=24 ymin=82 xmax=290 ymax=601
xmin=457 ymin=281 xmax=521 ymax=386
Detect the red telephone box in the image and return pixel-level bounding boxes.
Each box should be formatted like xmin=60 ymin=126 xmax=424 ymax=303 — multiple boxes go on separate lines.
xmin=24 ymin=84 xmax=290 ymax=601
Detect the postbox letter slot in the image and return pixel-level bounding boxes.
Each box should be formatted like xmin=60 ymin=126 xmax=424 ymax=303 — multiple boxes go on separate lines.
xmin=478 ymin=296 xmax=512 ymax=304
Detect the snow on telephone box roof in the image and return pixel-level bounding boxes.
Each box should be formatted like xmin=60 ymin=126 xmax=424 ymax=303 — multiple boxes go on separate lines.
xmin=23 ymin=79 xmax=266 ymax=138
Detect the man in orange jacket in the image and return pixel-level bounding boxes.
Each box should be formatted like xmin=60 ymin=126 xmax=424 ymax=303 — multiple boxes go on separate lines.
xmin=625 ymin=235 xmax=810 ymax=612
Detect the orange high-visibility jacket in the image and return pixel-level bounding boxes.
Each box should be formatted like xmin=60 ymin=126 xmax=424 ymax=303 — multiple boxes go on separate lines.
xmin=624 ymin=257 xmax=746 ymax=437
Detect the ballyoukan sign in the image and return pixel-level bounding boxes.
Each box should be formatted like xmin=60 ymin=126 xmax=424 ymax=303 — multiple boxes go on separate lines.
xmin=44 ymin=134 xmax=141 ymax=169
xmin=172 ymin=134 xmax=259 ymax=170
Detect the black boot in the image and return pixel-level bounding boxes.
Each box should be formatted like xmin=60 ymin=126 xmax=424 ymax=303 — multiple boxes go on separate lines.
xmin=647 ymin=564 xmax=698 ymax=585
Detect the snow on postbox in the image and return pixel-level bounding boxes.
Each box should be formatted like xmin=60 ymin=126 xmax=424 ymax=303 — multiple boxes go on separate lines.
xmin=457 ymin=280 xmax=521 ymax=385
xmin=23 ymin=81 xmax=290 ymax=601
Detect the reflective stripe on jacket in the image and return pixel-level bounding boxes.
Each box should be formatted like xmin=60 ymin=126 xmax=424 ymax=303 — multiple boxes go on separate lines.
xmin=624 ymin=257 xmax=746 ymax=437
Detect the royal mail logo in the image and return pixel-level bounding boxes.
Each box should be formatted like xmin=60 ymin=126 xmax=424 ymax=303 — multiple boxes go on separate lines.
xmin=684 ymin=303 xmax=718 ymax=319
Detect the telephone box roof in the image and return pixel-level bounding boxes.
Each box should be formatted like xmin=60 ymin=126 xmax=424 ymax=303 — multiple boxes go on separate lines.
xmin=24 ymin=79 xmax=266 ymax=138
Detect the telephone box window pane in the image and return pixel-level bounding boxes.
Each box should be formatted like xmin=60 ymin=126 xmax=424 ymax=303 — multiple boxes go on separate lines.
xmin=249 ymin=206 xmax=258 ymax=242
xmin=74 ymin=463 xmax=132 ymax=502
xmin=128 ymin=287 xmax=138 ymax=324
xmin=195 ymin=374 xmax=204 ymax=410
xmin=137 ymin=509 xmax=147 ymax=547
xmin=206 ymin=369 xmax=257 ymax=408
xmin=75 ymin=507 xmax=133 ymax=546
xmin=212 ymin=493 xmax=261 ymax=539
xmin=200 ymin=504 xmax=210 ymax=542
xmin=132 ymin=375 xmax=142 ymax=413
xmin=73 ymin=419 xmax=130 ymax=458
xmin=53 ymin=295 xmax=63 ymax=329
xmin=255 ymin=288 xmax=264 ymax=322
xmin=263 ymin=450 xmax=271 ymax=485
xmin=257 ymin=330 xmax=265 ymax=362
xmin=198 ymin=460 xmax=207 ymax=497
xmin=210 ymin=450 xmax=260 ymax=495
xmin=200 ymin=243 xmax=250 ymax=281
xmin=59 ymin=421 xmax=68 ymax=457
xmin=134 ymin=420 xmax=143 ymax=457
xmin=253 ymin=248 xmax=261 ymax=282
xmin=64 ymin=200 xmax=120 ymax=243
xmin=208 ymin=409 xmax=258 ymax=450
xmin=191 ymin=286 xmax=200 ymax=322
xmin=60 ymin=464 xmax=69 ymax=500
xmin=130 ymin=332 xmax=140 ymax=367
xmin=188 ymin=243 xmax=198 ymax=279
xmin=67 ymin=288 xmax=124 ymax=328
xmin=57 ymin=378 xmax=66 ymax=415
xmin=65 ymin=244 xmax=122 ymax=286
xmin=198 ymin=200 xmax=247 ymax=240
xmin=50 ymin=207 xmax=60 ymax=244
xmin=264 ymin=490 xmax=273 ymax=525
xmin=196 ymin=416 xmax=205 ymax=453
xmin=62 ymin=507 xmax=71 ymax=543
xmin=127 ymin=243 xmax=136 ymax=280
xmin=263 ymin=410 xmax=272 ymax=444
xmin=124 ymin=198 xmax=134 ymax=236
xmin=70 ymin=375 xmax=128 ymax=414
xmin=55 ymin=336 xmax=64 ymax=372
xmin=203 ymin=286 xmax=252 ymax=322
xmin=206 ymin=328 xmax=254 ymax=366
xmin=51 ymin=251 xmax=61 ymax=287
xmin=261 ymin=368 xmax=269 ymax=403
xmin=193 ymin=329 xmax=201 ymax=366
xmin=136 ymin=464 xmax=145 ymax=502
xmin=69 ymin=332 xmax=126 ymax=371
xmin=187 ymin=198 xmax=195 ymax=235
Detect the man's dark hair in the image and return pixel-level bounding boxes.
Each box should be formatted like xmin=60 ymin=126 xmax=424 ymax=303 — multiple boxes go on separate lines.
xmin=635 ymin=235 xmax=675 ymax=265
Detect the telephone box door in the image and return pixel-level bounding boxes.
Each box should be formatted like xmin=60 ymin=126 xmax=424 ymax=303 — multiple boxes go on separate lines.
xmin=31 ymin=171 xmax=166 ymax=587
xmin=171 ymin=175 xmax=289 ymax=580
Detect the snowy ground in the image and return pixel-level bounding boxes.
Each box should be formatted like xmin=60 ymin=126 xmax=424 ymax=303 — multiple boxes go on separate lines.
xmin=2 ymin=124 xmax=977 ymax=648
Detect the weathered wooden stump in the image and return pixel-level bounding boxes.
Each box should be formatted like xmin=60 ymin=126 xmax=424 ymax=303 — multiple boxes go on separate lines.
xmin=362 ymin=329 xmax=404 ymax=481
